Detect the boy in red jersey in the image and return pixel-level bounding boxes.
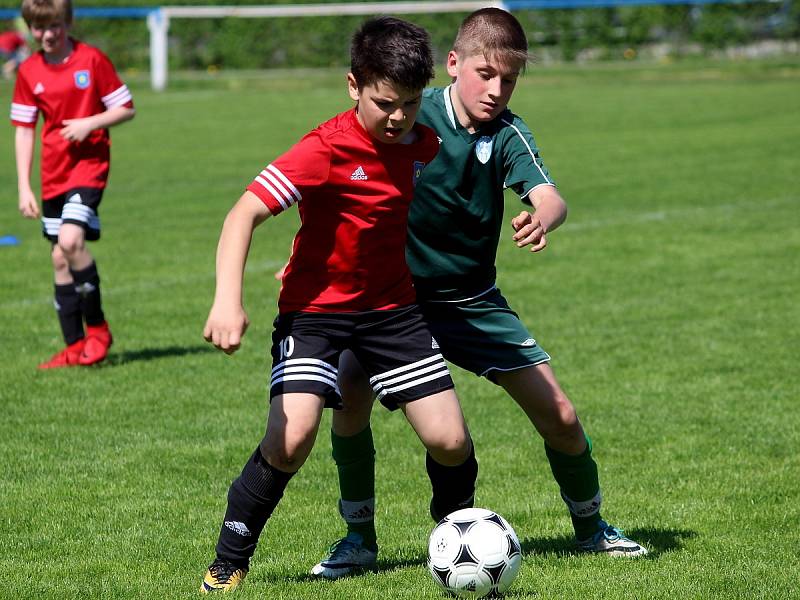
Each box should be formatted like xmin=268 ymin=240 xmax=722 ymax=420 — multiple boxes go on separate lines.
xmin=199 ymin=17 xmax=477 ymax=593
xmin=1 ymin=19 xmax=30 ymax=79
xmin=10 ymin=0 xmax=135 ymax=369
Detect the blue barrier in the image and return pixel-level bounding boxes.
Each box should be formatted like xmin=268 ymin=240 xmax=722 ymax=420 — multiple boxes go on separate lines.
xmin=506 ymin=0 xmax=756 ymax=6
xmin=0 ymin=0 xmax=767 ymax=20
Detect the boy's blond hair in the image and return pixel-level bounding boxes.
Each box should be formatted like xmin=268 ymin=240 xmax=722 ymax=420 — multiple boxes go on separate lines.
xmin=453 ymin=8 xmax=529 ymax=71
xmin=21 ymin=0 xmax=73 ymax=27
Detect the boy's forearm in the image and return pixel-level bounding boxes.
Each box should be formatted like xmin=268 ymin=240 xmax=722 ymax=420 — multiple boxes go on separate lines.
xmin=85 ymin=106 xmax=136 ymax=131
xmin=529 ymin=185 xmax=567 ymax=233
xmin=14 ymin=127 xmax=34 ymax=192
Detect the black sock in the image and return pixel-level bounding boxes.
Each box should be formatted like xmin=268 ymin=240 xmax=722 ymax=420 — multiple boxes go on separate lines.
xmin=426 ymin=446 xmax=478 ymax=522
xmin=70 ymin=262 xmax=104 ymax=326
xmin=215 ymin=447 xmax=295 ymax=567
xmin=54 ymin=283 xmax=84 ymax=345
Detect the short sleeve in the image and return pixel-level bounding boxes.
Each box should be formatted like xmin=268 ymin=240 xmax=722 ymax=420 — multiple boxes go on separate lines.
xmin=94 ymin=49 xmax=133 ymax=110
xmin=10 ymin=70 xmax=38 ymax=128
xmin=502 ymin=115 xmax=555 ymax=201
xmin=246 ymin=131 xmax=331 ymax=215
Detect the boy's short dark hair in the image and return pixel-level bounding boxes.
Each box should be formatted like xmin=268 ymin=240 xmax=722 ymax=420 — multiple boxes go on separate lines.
xmin=350 ymin=16 xmax=434 ymax=92
xmin=453 ymin=7 xmax=529 ymax=70
xmin=21 ymin=0 xmax=73 ymax=27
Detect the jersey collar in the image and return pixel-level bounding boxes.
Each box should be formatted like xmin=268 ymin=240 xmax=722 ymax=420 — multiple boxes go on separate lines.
xmin=443 ymin=84 xmax=458 ymax=131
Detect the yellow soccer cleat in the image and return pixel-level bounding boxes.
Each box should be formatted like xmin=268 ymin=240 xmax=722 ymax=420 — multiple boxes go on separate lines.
xmin=200 ymin=558 xmax=248 ymax=593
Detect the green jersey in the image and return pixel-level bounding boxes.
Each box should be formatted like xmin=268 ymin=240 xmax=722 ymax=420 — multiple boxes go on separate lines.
xmin=408 ymin=86 xmax=555 ymax=301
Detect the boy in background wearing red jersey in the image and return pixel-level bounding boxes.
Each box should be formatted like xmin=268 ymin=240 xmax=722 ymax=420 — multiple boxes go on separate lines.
xmin=10 ymin=0 xmax=135 ymax=369
xmin=199 ymin=17 xmax=477 ymax=593
xmin=1 ymin=18 xmax=30 ymax=79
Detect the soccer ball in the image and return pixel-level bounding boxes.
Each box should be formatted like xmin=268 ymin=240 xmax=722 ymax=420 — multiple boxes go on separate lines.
xmin=427 ymin=507 xmax=522 ymax=598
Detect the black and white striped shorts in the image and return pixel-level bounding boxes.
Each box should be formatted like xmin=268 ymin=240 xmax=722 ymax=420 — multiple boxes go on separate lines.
xmin=269 ymin=305 xmax=454 ymax=410
xmin=41 ymin=187 xmax=104 ymax=242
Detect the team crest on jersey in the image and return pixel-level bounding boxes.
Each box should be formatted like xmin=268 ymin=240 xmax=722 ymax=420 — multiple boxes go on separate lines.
xmin=74 ymin=70 xmax=91 ymax=89
xmin=475 ymin=136 xmax=493 ymax=164
xmin=413 ymin=161 xmax=425 ymax=187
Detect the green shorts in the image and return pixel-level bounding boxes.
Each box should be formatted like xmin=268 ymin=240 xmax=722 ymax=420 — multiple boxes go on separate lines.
xmin=419 ymin=286 xmax=550 ymax=380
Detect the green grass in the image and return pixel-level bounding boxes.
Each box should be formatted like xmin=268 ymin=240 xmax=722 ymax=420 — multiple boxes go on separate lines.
xmin=1 ymin=57 xmax=798 ymax=599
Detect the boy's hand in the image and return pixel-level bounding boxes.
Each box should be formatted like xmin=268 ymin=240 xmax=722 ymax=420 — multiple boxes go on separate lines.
xmin=203 ymin=303 xmax=250 ymax=355
xmin=511 ymin=210 xmax=547 ymax=252
xmin=18 ymin=189 xmax=40 ymax=219
xmin=60 ymin=117 xmax=95 ymax=143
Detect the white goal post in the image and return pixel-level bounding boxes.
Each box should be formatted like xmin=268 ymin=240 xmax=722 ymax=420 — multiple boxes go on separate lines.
xmin=147 ymin=2 xmax=506 ymax=91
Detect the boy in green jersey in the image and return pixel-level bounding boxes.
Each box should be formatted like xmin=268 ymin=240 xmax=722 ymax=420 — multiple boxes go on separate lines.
xmin=310 ymin=8 xmax=647 ymax=579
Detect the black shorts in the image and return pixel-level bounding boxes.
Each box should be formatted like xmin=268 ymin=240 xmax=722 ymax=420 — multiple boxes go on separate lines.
xmin=269 ymin=305 xmax=454 ymax=411
xmin=41 ymin=187 xmax=104 ymax=243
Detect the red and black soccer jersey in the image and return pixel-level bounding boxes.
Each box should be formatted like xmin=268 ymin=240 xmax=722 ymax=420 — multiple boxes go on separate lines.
xmin=10 ymin=39 xmax=133 ymax=199
xmin=246 ymin=108 xmax=439 ymax=314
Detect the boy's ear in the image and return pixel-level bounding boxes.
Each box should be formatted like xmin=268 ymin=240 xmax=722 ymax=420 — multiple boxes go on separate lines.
xmin=347 ymin=73 xmax=360 ymax=102
xmin=446 ymin=51 xmax=460 ymax=78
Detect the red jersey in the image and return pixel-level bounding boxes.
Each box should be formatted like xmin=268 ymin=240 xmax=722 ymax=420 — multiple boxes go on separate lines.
xmin=246 ymin=108 xmax=439 ymax=314
xmin=10 ymin=39 xmax=133 ymax=199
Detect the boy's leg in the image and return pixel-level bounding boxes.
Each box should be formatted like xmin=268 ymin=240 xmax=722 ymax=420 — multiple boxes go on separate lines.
xmin=401 ymin=390 xmax=477 ymax=521
xmin=497 ymin=365 xmax=647 ymax=555
xmin=202 ymin=393 xmax=324 ymax=593
xmin=495 ymin=364 xmax=601 ymax=531
xmin=38 ymin=243 xmax=84 ymax=369
xmin=58 ymin=223 xmax=112 ymax=365
xmin=56 ymin=189 xmax=112 ymax=365
xmin=310 ymin=353 xmax=378 ymax=580
xmin=423 ymin=291 xmax=645 ymax=554
xmin=332 ymin=351 xmax=378 ymax=546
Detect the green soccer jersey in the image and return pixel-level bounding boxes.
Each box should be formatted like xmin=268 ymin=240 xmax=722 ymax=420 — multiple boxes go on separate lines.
xmin=408 ymin=85 xmax=555 ymax=301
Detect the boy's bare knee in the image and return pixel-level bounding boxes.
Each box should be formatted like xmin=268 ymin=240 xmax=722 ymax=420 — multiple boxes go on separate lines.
xmin=259 ymin=438 xmax=308 ymax=473
xmin=428 ymin=433 xmax=472 ymax=466
xmin=50 ymin=245 xmax=69 ymax=271
xmin=542 ymin=397 xmax=586 ymax=453
xmin=553 ymin=395 xmax=579 ymax=429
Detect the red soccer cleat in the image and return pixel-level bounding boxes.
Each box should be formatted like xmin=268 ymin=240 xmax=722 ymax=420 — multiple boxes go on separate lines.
xmin=38 ymin=339 xmax=85 ymax=369
xmin=79 ymin=321 xmax=113 ymax=366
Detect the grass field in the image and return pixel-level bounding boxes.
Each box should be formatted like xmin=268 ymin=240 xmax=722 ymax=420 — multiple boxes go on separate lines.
xmin=1 ymin=57 xmax=798 ymax=599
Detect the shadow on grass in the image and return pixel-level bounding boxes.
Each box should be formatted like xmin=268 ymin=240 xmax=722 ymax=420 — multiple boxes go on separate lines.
xmin=284 ymin=527 xmax=697 ymax=583
xmin=105 ymin=344 xmax=214 ymax=366
xmin=519 ymin=526 xmax=696 ymax=558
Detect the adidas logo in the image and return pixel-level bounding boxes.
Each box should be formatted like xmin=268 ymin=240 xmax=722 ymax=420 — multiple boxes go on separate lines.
xmin=34 ymin=82 xmax=45 ymax=94
xmin=74 ymin=282 xmax=96 ymax=297
xmin=224 ymin=521 xmax=252 ymax=537
xmin=431 ymin=337 xmax=440 ymax=350
xmin=520 ymin=338 xmax=536 ymax=347
xmin=344 ymin=506 xmax=374 ymax=520
xmin=350 ymin=166 xmax=368 ymax=181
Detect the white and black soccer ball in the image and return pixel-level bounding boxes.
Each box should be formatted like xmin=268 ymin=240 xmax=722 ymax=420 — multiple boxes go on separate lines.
xmin=427 ymin=507 xmax=522 ymax=598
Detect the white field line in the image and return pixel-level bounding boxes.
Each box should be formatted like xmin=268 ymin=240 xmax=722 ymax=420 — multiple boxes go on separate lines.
xmin=3 ymin=197 xmax=793 ymax=310
xmin=561 ymin=197 xmax=793 ymax=232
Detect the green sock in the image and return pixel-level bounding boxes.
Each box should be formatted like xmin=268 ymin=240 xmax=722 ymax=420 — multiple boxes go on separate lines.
xmin=332 ymin=426 xmax=377 ymax=549
xmin=545 ymin=436 xmax=604 ymax=539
